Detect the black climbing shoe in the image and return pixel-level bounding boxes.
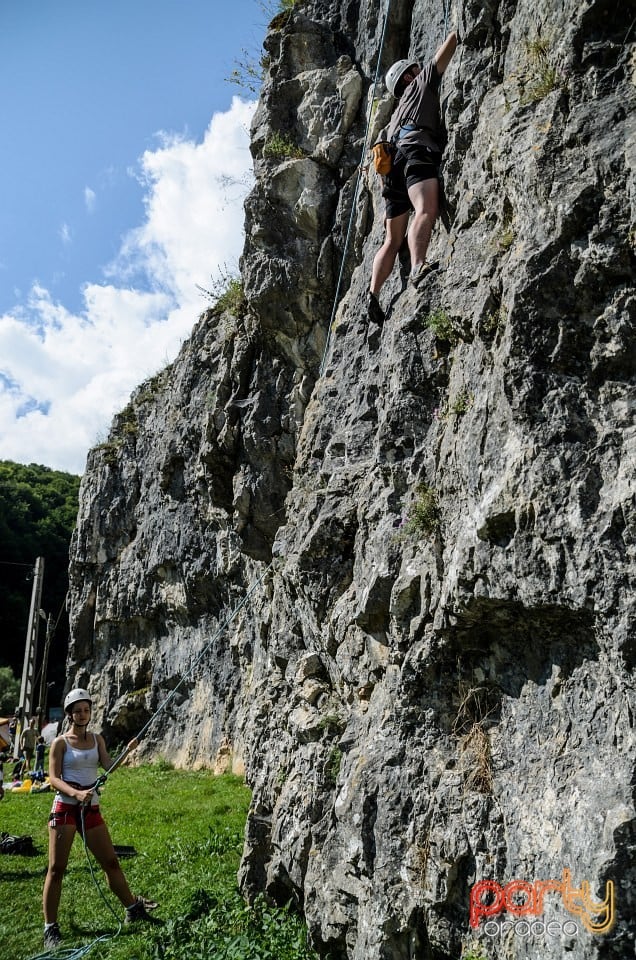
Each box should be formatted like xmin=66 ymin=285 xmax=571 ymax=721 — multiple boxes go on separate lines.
xmin=409 ymin=260 xmax=440 ymax=287
xmin=367 ymin=291 xmax=385 ymax=325
xmin=125 ymin=896 xmax=159 ymax=924
xmin=43 ymin=923 xmax=62 ymax=949
xmin=409 ymin=262 xmax=432 ymax=287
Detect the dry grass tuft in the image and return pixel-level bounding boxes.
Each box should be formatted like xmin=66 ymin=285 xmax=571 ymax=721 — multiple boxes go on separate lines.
xmin=453 ymin=681 xmax=499 ymax=794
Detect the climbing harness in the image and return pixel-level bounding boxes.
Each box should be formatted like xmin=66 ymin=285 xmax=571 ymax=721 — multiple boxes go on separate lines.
xmin=371 ymin=119 xmax=424 ymax=176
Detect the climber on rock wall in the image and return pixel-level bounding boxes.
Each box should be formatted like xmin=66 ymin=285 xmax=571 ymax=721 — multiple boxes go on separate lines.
xmin=368 ymin=30 xmax=458 ymax=324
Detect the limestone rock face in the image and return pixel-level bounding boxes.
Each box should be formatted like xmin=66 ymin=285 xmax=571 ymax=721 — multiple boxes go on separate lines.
xmin=68 ymin=0 xmax=635 ymax=957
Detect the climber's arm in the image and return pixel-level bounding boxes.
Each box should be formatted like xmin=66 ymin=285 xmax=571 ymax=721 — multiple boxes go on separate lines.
xmin=434 ymin=31 xmax=458 ymax=75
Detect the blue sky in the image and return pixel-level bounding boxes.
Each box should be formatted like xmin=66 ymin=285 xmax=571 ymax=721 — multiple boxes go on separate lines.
xmin=0 ymin=0 xmax=268 ymax=473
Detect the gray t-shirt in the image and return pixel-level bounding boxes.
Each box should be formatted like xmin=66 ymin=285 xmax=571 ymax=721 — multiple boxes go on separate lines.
xmin=387 ymin=59 xmax=443 ymax=151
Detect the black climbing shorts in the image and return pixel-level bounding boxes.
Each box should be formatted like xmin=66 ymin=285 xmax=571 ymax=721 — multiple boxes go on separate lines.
xmin=382 ymin=141 xmax=441 ymax=219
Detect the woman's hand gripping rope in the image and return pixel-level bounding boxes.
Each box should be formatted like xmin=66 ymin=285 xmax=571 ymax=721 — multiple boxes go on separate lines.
xmin=89 ymin=736 xmax=140 ymax=795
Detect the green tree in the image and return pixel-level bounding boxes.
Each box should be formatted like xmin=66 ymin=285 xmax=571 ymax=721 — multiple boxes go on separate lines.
xmin=0 ymin=461 xmax=80 ymax=712
xmin=0 ymin=665 xmax=20 ymax=714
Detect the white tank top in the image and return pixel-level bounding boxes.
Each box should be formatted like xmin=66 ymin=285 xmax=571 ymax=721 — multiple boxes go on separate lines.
xmin=55 ymin=734 xmax=99 ymax=805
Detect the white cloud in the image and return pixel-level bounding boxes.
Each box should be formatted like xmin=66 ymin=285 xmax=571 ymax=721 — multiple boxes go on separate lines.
xmin=114 ymin=98 xmax=255 ymax=307
xmin=0 ymin=97 xmax=255 ymax=475
xmin=59 ymin=223 xmax=72 ymax=245
xmin=84 ymin=186 xmax=97 ymax=213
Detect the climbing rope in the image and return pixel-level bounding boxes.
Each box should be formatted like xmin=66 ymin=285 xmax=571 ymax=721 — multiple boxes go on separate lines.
xmin=442 ymin=0 xmax=451 ymax=39
xmin=29 ymin=4 xmax=456 ymax=957
xmin=319 ymin=0 xmax=393 ymax=377
xmin=96 ymin=560 xmax=274 ymax=789
xmin=32 ymin=926 xmax=119 ymax=960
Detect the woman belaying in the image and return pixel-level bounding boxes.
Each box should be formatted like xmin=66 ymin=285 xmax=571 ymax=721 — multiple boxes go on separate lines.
xmin=42 ymin=688 xmax=157 ymax=949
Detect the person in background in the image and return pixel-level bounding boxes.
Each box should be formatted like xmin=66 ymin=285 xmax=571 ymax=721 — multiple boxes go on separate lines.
xmin=20 ymin=716 xmax=38 ymax=770
xmin=8 ymin=715 xmax=17 ymax=752
xmin=42 ymin=688 xmax=157 ymax=949
xmin=12 ymin=752 xmax=26 ymax=780
xmin=35 ymin=736 xmax=46 ymax=775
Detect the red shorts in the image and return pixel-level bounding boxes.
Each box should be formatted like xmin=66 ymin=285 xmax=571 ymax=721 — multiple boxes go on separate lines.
xmin=49 ymin=799 xmax=105 ymax=834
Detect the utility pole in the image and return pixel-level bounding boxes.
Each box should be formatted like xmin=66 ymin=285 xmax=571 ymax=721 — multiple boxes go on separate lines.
xmin=37 ymin=613 xmax=54 ymax=729
xmin=17 ymin=557 xmax=45 ymax=746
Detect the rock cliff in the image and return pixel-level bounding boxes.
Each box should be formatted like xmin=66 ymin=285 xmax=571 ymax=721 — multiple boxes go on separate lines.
xmin=67 ymin=0 xmax=635 ymax=956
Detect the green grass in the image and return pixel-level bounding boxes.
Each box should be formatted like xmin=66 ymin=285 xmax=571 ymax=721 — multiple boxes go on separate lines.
xmin=0 ymin=766 xmax=318 ymax=960
xmin=197 ymin=265 xmax=246 ymax=317
xmin=521 ymin=36 xmax=560 ymax=103
xmin=448 ymin=389 xmax=474 ymax=417
xmin=422 ymin=308 xmax=459 ymax=346
xmin=214 ymin=278 xmax=246 ymax=315
xmin=402 ymin=484 xmax=440 ymax=538
xmin=482 ymin=304 xmax=506 ymax=335
xmin=394 ymin=484 xmax=442 ymax=542
xmin=262 ymin=132 xmax=304 ymax=160
xmin=497 ymin=227 xmax=515 ymax=251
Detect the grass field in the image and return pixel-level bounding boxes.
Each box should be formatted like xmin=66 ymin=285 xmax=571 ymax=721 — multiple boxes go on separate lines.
xmin=0 ymin=765 xmax=319 ymax=960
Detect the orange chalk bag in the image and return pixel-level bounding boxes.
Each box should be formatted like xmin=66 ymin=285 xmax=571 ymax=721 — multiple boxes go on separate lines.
xmin=371 ymin=140 xmax=395 ymax=175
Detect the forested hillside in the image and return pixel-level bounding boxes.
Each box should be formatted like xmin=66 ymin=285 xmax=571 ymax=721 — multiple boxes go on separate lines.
xmin=0 ymin=460 xmax=80 ymax=712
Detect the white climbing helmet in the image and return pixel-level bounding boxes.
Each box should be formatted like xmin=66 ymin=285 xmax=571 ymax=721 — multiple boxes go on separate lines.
xmin=385 ymin=58 xmax=419 ymax=97
xmin=64 ymin=688 xmax=93 ymax=713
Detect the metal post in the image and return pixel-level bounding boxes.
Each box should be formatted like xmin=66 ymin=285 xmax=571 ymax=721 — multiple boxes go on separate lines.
xmin=37 ymin=614 xmax=54 ymax=729
xmin=17 ymin=557 xmax=45 ymax=747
